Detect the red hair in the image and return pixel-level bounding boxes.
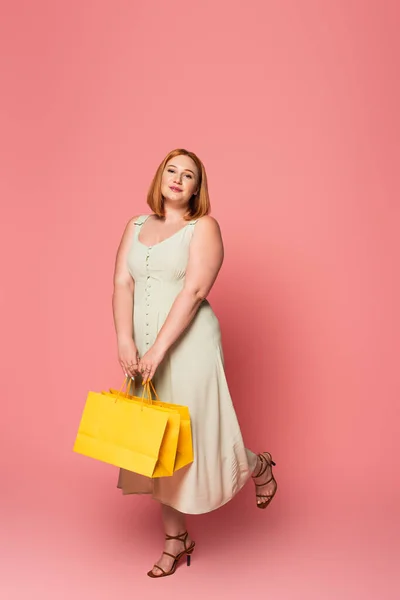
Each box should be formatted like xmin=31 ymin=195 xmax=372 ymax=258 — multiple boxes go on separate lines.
xmin=147 ymin=148 xmax=210 ymax=220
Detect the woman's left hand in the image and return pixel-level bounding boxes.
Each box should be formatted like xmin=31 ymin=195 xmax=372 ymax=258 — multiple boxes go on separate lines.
xmin=138 ymin=344 xmax=166 ymax=384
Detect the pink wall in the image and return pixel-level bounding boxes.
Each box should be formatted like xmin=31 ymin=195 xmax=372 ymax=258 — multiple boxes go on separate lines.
xmin=1 ymin=1 xmax=399 ymax=598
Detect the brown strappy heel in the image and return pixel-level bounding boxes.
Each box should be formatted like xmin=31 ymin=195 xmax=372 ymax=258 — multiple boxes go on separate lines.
xmin=147 ymin=531 xmax=196 ymax=578
xmin=252 ymin=451 xmax=278 ymax=509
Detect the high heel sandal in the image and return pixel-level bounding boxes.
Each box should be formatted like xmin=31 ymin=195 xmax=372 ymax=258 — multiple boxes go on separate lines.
xmin=147 ymin=531 xmax=196 ymax=578
xmin=252 ymin=451 xmax=278 ymax=509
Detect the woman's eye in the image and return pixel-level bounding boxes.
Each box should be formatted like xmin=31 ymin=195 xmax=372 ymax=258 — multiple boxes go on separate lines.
xmin=167 ymin=168 xmax=192 ymax=179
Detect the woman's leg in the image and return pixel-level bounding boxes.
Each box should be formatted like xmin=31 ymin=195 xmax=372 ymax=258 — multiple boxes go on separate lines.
xmin=148 ymin=504 xmax=194 ymax=576
xmin=246 ymin=448 xmax=258 ymax=473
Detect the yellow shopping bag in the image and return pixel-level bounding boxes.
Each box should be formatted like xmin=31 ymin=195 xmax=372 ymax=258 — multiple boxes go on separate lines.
xmin=146 ymin=380 xmax=194 ymax=471
xmin=99 ymin=377 xmax=183 ymax=477
xmin=73 ymin=378 xmax=180 ymax=478
xmin=100 ymin=378 xmax=183 ymax=476
xmin=106 ymin=379 xmax=194 ymax=472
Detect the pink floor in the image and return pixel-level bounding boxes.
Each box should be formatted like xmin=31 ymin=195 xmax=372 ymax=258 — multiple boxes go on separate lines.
xmin=1 ymin=460 xmax=397 ymax=600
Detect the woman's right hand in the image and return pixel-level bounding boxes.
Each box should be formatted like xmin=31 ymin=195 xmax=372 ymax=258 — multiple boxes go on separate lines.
xmin=117 ymin=337 xmax=140 ymax=379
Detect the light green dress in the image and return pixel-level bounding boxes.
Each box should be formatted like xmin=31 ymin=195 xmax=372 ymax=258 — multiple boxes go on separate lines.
xmin=117 ymin=215 xmax=257 ymax=514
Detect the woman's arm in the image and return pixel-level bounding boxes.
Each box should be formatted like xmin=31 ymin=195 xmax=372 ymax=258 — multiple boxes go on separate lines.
xmin=139 ymin=216 xmax=224 ymax=382
xmin=112 ymin=216 xmax=140 ymax=378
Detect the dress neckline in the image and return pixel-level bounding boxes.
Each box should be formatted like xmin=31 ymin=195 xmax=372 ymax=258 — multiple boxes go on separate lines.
xmin=137 ymin=215 xmax=193 ymax=249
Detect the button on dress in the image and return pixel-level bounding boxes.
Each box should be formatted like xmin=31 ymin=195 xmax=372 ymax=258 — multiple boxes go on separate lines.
xmin=117 ymin=215 xmax=257 ymax=514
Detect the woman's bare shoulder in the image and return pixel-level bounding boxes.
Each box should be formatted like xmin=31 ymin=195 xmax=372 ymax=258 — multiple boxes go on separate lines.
xmin=116 ymin=215 xmax=140 ymax=245
xmin=194 ymin=215 xmax=222 ymax=238
xmin=195 ymin=215 xmax=220 ymax=229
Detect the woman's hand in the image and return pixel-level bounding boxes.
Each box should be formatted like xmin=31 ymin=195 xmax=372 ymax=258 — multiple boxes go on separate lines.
xmin=138 ymin=344 xmax=166 ymax=384
xmin=117 ymin=336 xmax=140 ymax=379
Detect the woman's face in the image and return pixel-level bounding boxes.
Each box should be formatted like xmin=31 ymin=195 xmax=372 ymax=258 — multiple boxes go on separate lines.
xmin=161 ymin=155 xmax=199 ymax=208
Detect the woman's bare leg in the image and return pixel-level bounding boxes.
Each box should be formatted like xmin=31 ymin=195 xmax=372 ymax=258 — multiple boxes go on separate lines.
xmin=246 ymin=448 xmax=258 ymax=473
xmin=148 ymin=504 xmax=193 ymax=576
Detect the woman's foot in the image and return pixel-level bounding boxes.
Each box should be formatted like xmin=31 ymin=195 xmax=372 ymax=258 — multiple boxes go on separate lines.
xmin=252 ymin=451 xmax=277 ymax=508
xmin=148 ymin=532 xmax=194 ymax=577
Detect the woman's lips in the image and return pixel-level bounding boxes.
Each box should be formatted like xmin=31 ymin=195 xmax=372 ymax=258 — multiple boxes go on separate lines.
xmin=169 ymin=186 xmax=182 ymax=192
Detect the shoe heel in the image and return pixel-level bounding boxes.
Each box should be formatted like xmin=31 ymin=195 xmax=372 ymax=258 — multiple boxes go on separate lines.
xmin=186 ymin=545 xmax=195 ymax=567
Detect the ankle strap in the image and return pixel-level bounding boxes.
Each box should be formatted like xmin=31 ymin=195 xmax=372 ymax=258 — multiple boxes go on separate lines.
xmin=165 ymin=531 xmax=188 ymax=542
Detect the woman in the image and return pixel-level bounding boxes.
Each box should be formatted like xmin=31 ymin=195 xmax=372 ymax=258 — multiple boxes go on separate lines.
xmin=112 ymin=148 xmax=277 ymax=578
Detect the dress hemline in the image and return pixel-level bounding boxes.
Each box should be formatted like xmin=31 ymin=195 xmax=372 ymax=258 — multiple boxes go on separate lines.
xmin=116 ymin=468 xmax=253 ymax=515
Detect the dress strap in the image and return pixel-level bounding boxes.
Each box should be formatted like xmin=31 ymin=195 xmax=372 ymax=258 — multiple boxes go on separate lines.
xmin=185 ymin=219 xmax=199 ymax=244
xmin=132 ymin=215 xmax=150 ymax=243
xmin=133 ymin=215 xmax=151 ymax=226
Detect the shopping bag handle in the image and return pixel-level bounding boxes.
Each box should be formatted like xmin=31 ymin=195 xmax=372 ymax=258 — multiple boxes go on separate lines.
xmin=144 ymin=380 xmax=161 ymax=402
xmin=112 ymin=376 xmax=152 ymax=404
xmin=123 ymin=377 xmax=161 ymax=403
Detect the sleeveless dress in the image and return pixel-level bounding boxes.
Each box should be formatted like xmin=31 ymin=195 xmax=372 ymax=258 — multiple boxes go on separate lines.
xmin=117 ymin=214 xmax=257 ymax=514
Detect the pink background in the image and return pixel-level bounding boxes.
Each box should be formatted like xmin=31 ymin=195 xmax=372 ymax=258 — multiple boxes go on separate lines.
xmin=1 ymin=1 xmax=399 ymax=598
